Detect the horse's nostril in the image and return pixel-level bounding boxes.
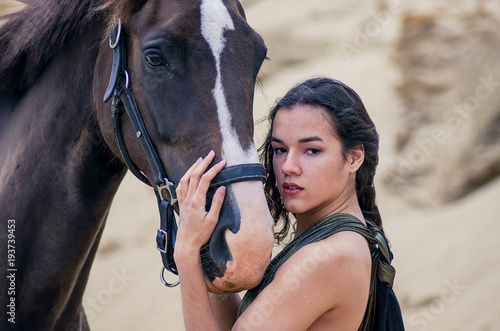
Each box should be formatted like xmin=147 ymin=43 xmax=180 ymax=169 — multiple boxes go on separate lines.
xmin=201 ymin=186 xmax=240 ymax=281
xmin=201 ymin=229 xmax=231 ymax=281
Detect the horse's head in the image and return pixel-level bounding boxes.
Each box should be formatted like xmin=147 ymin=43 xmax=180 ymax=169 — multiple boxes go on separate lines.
xmin=93 ymin=0 xmax=274 ymax=293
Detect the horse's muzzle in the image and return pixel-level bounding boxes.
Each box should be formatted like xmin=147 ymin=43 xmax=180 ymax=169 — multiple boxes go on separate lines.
xmin=202 ymin=181 xmax=274 ymax=293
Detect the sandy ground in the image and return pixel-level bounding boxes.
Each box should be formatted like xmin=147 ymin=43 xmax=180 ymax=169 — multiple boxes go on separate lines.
xmin=3 ymin=0 xmax=500 ymax=330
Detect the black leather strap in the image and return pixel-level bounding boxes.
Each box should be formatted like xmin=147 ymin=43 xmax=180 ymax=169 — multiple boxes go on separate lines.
xmin=117 ymin=89 xmax=166 ymax=187
xmin=210 ymin=163 xmax=266 ymax=188
xmin=104 ymin=18 xmax=123 ymax=104
xmin=156 ymin=199 xmax=178 ymax=275
xmin=105 ymin=18 xmax=168 ymax=189
xmin=111 ymin=98 xmax=151 ymax=186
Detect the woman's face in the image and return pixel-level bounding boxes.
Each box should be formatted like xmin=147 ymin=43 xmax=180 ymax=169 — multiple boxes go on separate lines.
xmin=271 ymin=104 xmax=359 ymax=222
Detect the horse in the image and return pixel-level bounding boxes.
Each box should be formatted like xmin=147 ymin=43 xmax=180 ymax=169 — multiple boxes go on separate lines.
xmin=0 ymin=0 xmax=275 ymax=329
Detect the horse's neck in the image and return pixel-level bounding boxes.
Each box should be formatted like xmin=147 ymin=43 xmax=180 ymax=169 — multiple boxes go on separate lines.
xmin=0 ymin=23 xmax=126 ymax=330
xmin=1 ymin=21 xmax=122 ymax=214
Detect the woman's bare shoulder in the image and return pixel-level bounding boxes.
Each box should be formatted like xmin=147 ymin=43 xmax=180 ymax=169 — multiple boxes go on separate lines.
xmin=276 ymin=230 xmax=372 ymax=288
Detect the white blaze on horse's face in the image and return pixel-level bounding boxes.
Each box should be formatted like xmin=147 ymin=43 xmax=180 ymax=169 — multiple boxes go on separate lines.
xmin=199 ymin=0 xmax=274 ymax=292
xmin=200 ymin=0 xmax=259 ymax=165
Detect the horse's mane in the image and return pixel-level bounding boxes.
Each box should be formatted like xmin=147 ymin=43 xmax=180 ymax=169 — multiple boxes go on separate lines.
xmin=0 ymin=0 xmax=147 ymax=94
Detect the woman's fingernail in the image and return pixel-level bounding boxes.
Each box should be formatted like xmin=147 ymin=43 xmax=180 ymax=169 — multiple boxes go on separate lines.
xmin=195 ymin=157 xmax=202 ymax=163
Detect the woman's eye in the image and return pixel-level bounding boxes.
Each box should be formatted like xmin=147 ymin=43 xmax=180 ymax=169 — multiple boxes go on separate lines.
xmin=273 ymin=147 xmax=286 ymax=154
xmin=306 ymin=149 xmax=320 ymax=155
xmin=145 ymin=53 xmax=168 ymax=68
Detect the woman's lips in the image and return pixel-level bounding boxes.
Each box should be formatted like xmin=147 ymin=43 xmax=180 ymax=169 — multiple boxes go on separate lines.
xmin=283 ymin=182 xmax=303 ymax=195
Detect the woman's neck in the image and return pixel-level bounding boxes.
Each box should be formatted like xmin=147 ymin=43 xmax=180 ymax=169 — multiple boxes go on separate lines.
xmin=294 ymin=196 xmax=365 ymax=238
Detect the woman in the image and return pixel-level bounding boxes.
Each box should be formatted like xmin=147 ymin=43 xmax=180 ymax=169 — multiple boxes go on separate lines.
xmin=173 ymin=77 xmax=402 ymax=330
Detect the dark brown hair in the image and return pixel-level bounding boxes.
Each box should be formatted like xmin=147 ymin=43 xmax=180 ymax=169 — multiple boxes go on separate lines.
xmin=259 ymin=77 xmax=382 ymax=242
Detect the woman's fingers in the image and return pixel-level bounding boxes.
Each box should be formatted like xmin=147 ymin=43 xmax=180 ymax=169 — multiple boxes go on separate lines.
xmin=176 ymin=157 xmax=202 ymax=205
xmin=206 ymin=186 xmax=226 ymax=225
xmin=187 ymin=150 xmax=216 ymax=195
xmin=176 ymin=150 xmax=226 ymax=207
xmin=196 ymin=158 xmax=226 ymax=196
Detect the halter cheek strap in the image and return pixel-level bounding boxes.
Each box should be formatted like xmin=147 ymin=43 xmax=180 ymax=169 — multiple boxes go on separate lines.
xmin=104 ymin=18 xmax=174 ymax=194
xmin=103 ymin=18 xmax=266 ymax=287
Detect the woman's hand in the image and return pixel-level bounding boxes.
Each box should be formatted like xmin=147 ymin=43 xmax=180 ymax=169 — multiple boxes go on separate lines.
xmin=174 ymin=150 xmax=227 ymax=261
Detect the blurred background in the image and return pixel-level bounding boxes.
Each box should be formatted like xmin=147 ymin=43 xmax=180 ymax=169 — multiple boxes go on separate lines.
xmin=2 ymin=0 xmax=500 ymax=330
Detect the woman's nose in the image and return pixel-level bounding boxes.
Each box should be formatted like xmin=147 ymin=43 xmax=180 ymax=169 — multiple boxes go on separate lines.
xmin=281 ymin=152 xmax=301 ymax=176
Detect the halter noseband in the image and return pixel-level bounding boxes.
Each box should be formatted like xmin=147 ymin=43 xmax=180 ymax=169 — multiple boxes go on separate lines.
xmin=103 ymin=18 xmax=266 ymax=287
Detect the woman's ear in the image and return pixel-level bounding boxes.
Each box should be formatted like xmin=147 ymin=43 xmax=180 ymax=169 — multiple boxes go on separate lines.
xmin=347 ymin=145 xmax=364 ymax=173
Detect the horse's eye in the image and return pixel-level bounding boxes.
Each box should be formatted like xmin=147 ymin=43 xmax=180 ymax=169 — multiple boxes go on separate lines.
xmin=145 ymin=53 xmax=168 ymax=68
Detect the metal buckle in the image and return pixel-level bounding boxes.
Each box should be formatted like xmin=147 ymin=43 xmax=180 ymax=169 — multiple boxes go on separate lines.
xmin=157 ymin=180 xmax=177 ymax=205
xmin=156 ymin=228 xmax=167 ymax=254
xmin=109 ymin=17 xmax=122 ymax=49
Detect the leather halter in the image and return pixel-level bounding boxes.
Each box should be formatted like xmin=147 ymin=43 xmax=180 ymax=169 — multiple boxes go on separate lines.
xmin=103 ymin=18 xmax=266 ymax=287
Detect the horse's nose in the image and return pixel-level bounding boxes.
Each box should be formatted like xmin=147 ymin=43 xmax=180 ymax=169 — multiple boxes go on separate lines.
xmin=201 ymin=187 xmax=240 ymax=281
xmin=202 ymin=182 xmax=274 ymax=293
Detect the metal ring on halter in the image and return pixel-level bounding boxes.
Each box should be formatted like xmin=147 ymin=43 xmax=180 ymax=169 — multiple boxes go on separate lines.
xmin=123 ymin=70 xmax=130 ymax=89
xmin=160 ymin=266 xmax=180 ymax=287
xmin=109 ymin=18 xmax=122 ymax=49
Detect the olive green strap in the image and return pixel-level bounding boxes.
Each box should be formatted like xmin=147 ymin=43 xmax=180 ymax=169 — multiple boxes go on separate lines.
xmin=372 ymin=228 xmax=396 ymax=287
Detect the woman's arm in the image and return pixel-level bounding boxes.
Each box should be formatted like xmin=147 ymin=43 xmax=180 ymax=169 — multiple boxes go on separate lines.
xmin=174 ymin=150 xmax=228 ymax=331
xmin=176 ymin=248 xmax=240 ymax=331
xmin=209 ymin=293 xmax=241 ymax=331
xmin=176 ymin=248 xmax=220 ymax=330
